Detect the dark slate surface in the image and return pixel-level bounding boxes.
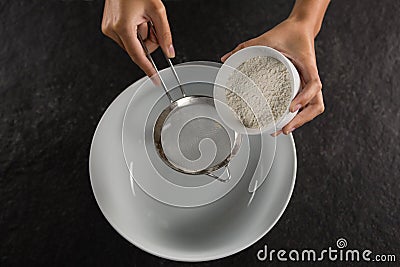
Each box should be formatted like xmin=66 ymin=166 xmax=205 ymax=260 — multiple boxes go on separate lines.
xmin=1 ymin=0 xmax=399 ymax=266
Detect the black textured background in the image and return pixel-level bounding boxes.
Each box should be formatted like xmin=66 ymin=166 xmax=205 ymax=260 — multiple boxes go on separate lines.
xmin=1 ymin=0 xmax=399 ymax=266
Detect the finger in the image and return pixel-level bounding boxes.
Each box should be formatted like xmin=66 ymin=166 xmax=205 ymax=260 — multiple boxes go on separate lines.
xmin=299 ymin=73 xmax=306 ymax=88
xmin=221 ymin=40 xmax=255 ymax=62
xmin=289 ymin=55 xmax=322 ymax=111
xmin=137 ymin=22 xmax=149 ymax=40
xmin=149 ymin=5 xmax=174 ymax=58
xmin=270 ymin=130 xmax=283 ymax=137
xmin=289 ymin=57 xmax=321 ymax=112
xmin=119 ymin=27 xmax=157 ymax=77
xmin=221 ymin=43 xmax=245 ymax=62
xmin=138 ymin=23 xmax=159 ymax=53
xmin=289 ymin=77 xmax=322 ymax=112
xmin=221 ymin=49 xmax=235 ymax=62
xmin=144 ymin=37 xmax=159 ymax=54
xmin=282 ymin=91 xmax=325 ymax=134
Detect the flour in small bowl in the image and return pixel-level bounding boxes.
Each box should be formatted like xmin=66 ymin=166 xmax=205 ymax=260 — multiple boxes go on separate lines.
xmin=226 ymin=56 xmax=292 ymax=128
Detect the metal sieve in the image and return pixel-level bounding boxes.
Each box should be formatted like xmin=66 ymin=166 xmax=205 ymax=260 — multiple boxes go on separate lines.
xmin=138 ymin=23 xmax=241 ymax=182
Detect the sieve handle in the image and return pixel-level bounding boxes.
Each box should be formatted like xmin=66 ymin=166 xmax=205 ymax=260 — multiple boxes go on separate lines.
xmin=137 ymin=21 xmax=186 ymax=102
xmin=206 ymin=165 xmax=231 ymax=183
xmin=148 ymin=21 xmax=186 ymax=98
xmin=137 ymin=32 xmax=173 ymax=103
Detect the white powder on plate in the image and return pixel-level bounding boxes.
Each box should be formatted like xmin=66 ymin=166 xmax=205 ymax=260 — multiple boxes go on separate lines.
xmin=226 ymin=56 xmax=292 ymax=128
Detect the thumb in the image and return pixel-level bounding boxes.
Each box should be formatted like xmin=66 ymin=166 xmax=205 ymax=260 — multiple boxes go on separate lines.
xmin=221 ymin=39 xmax=256 ymax=62
xmin=149 ymin=6 xmax=175 ymax=58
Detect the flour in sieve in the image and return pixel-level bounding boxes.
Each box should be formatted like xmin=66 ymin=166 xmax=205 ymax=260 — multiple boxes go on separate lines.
xmin=226 ymin=56 xmax=292 ymax=128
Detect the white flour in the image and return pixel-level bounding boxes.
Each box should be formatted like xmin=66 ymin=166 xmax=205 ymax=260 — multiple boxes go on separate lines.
xmin=226 ymin=56 xmax=292 ymax=128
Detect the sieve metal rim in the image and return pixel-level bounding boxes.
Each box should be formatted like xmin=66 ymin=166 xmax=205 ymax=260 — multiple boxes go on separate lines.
xmin=153 ymin=95 xmax=241 ymax=176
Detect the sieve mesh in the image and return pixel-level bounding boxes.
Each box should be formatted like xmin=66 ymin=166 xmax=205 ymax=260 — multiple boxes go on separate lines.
xmin=158 ymin=99 xmax=234 ymax=173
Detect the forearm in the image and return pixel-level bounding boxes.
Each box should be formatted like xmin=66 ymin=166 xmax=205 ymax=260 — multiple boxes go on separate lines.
xmin=288 ymin=0 xmax=330 ymax=37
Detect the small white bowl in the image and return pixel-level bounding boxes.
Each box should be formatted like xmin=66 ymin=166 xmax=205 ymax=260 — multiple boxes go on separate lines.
xmin=214 ymin=46 xmax=300 ymax=135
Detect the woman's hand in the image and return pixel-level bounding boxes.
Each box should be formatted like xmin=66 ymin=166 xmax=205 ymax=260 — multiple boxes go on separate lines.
xmin=101 ymin=0 xmax=175 ymax=77
xmin=221 ymin=18 xmax=324 ymax=136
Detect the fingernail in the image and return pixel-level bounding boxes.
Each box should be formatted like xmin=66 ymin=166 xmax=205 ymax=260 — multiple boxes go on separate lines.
xmin=291 ymin=104 xmax=301 ymax=113
xmin=270 ymin=130 xmax=283 ymax=137
xmin=168 ymin=44 xmax=175 ymax=58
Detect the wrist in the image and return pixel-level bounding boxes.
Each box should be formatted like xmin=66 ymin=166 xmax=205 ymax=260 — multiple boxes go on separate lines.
xmin=284 ymin=16 xmax=317 ymax=39
xmin=287 ymin=0 xmax=330 ymax=38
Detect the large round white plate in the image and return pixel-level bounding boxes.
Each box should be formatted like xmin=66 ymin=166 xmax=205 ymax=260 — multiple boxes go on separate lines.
xmin=89 ymin=62 xmax=297 ymax=262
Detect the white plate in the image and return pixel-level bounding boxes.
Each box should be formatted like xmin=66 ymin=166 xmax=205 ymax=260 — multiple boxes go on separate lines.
xmin=89 ymin=62 xmax=297 ymax=262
